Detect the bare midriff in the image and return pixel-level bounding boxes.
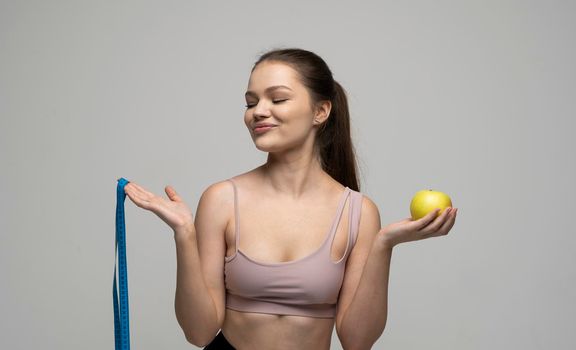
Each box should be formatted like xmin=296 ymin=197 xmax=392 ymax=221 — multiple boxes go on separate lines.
xmin=221 ymin=308 xmax=335 ymax=350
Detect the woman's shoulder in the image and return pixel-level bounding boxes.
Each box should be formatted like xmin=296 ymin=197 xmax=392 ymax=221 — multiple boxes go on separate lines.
xmin=199 ymin=171 xmax=257 ymax=202
xmin=198 ymin=176 xmax=245 ymax=208
xmin=353 ymin=190 xmax=381 ymax=234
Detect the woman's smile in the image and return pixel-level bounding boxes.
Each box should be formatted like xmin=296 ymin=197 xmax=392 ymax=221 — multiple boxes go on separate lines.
xmin=254 ymin=125 xmax=277 ymax=134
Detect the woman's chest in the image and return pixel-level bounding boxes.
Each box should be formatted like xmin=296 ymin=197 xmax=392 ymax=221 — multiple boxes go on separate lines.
xmin=224 ymin=198 xmax=352 ymax=264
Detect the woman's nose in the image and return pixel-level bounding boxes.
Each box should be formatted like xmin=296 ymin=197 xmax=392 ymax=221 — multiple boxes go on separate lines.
xmin=252 ymin=101 xmax=271 ymax=117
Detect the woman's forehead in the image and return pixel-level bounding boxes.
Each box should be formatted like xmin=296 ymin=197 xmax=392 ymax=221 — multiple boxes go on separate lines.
xmin=248 ymin=62 xmax=300 ymax=90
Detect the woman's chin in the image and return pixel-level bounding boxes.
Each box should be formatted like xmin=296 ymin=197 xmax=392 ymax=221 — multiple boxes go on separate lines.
xmin=253 ymin=139 xmax=282 ymax=153
xmin=254 ymin=144 xmax=277 ymax=152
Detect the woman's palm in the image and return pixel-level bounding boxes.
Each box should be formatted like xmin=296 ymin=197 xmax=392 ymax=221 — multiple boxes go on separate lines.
xmin=122 ymin=180 xmax=194 ymax=232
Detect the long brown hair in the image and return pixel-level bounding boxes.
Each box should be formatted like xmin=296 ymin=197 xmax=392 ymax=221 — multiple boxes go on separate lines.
xmin=252 ymin=48 xmax=361 ymax=192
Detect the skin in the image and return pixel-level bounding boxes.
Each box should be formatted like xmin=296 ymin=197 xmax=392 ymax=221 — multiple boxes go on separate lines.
xmin=122 ymin=61 xmax=458 ymax=349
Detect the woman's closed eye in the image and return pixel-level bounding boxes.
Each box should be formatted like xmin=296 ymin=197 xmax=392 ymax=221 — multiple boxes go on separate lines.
xmin=245 ymin=99 xmax=288 ymax=109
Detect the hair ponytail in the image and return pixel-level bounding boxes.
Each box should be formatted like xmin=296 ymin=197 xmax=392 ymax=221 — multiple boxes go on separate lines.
xmin=315 ymin=80 xmax=360 ymax=191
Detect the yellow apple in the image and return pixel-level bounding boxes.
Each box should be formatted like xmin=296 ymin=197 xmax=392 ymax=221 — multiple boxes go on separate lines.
xmin=410 ymin=189 xmax=452 ymax=220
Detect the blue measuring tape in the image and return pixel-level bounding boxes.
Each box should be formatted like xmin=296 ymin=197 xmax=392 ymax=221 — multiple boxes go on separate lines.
xmin=113 ymin=177 xmax=130 ymax=350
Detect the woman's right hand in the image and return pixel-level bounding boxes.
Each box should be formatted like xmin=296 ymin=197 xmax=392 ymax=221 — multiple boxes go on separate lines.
xmin=121 ymin=179 xmax=195 ymax=233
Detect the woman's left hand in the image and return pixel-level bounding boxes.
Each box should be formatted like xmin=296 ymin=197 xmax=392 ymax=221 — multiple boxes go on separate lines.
xmin=376 ymin=207 xmax=458 ymax=248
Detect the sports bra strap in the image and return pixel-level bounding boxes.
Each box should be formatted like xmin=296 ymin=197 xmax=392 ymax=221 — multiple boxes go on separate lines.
xmin=325 ymin=187 xmax=351 ymax=243
xmin=348 ymin=191 xmax=363 ymax=252
xmin=227 ymin=179 xmax=240 ymax=255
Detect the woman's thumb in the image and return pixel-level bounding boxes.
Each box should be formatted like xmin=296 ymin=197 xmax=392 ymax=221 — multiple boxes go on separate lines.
xmin=165 ymin=185 xmax=182 ymax=202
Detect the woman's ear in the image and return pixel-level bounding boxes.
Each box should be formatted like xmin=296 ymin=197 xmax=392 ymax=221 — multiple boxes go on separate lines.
xmin=314 ymin=100 xmax=332 ymax=125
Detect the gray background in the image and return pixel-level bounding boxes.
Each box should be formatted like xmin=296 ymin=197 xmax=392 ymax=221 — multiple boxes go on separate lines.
xmin=1 ymin=0 xmax=574 ymax=349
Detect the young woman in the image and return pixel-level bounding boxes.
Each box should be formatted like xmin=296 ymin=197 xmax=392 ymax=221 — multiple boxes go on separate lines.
xmin=123 ymin=48 xmax=458 ymax=349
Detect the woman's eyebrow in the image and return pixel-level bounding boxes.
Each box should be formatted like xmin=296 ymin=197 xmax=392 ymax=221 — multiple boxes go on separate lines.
xmin=245 ymin=85 xmax=293 ymax=98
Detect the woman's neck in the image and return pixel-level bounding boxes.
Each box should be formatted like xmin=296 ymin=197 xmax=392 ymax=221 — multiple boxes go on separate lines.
xmin=259 ymin=152 xmax=331 ymax=199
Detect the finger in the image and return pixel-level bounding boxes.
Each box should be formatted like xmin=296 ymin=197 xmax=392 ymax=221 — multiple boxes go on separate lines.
xmin=124 ymin=183 xmax=155 ymax=209
xmin=424 ymin=208 xmax=457 ymax=238
xmin=126 ymin=189 xmax=153 ymax=209
xmin=130 ymin=183 xmax=155 ymax=200
xmin=420 ymin=207 xmax=452 ymax=234
xmin=165 ymin=186 xmax=183 ymax=202
xmin=128 ymin=182 xmax=147 ymax=193
xmin=413 ymin=208 xmax=440 ymax=230
xmin=438 ymin=209 xmax=457 ymax=235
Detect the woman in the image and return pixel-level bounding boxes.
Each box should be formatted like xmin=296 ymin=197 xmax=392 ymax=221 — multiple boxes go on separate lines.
xmin=123 ymin=48 xmax=458 ymax=349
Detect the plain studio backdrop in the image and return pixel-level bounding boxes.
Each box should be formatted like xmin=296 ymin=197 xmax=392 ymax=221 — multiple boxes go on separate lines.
xmin=1 ymin=0 xmax=574 ymax=349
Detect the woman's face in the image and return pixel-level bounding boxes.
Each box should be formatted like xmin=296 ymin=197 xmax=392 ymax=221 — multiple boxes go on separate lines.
xmin=244 ymin=61 xmax=328 ymax=153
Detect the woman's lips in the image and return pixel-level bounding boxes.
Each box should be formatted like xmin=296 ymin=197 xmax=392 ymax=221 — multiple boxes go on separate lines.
xmin=254 ymin=126 xmax=276 ymax=134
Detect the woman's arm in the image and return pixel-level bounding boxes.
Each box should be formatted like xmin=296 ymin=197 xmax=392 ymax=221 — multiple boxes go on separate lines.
xmin=122 ymin=179 xmax=230 ymax=346
xmin=337 ymin=201 xmax=458 ymax=349
xmin=337 ymin=238 xmax=393 ymax=350
xmin=174 ymin=182 xmax=231 ymax=346
xmin=335 ymin=196 xmax=389 ymax=350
